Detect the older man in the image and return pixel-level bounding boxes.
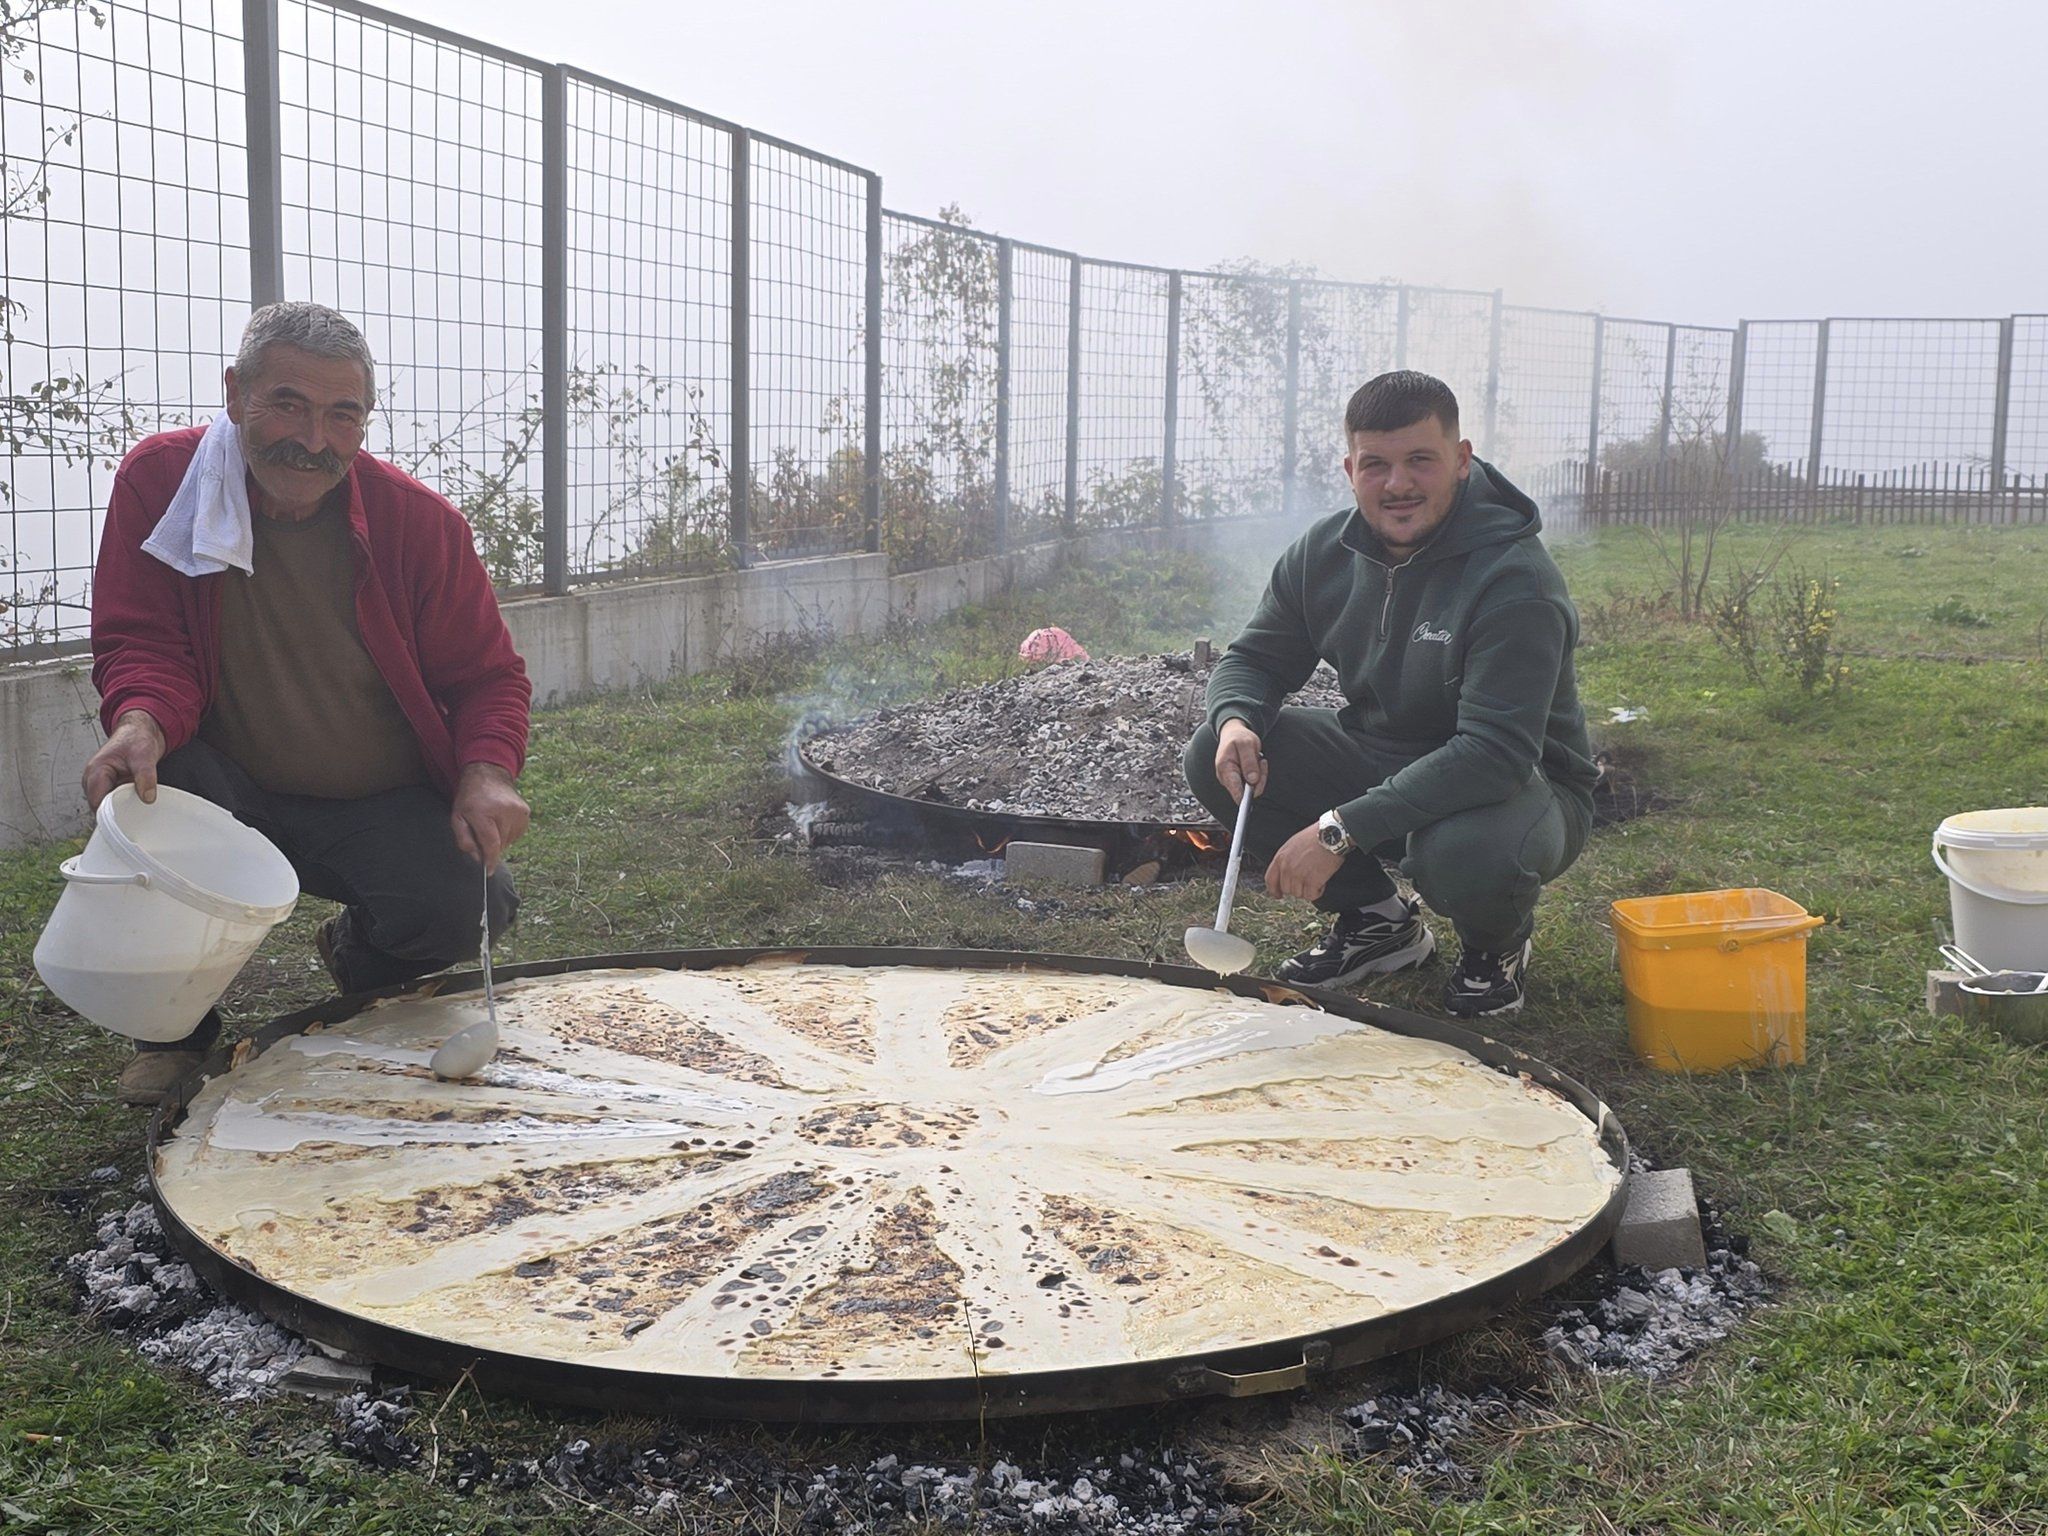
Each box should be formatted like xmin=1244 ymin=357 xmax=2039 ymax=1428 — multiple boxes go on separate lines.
xmin=84 ymin=302 xmax=532 ymax=1102
xmin=1184 ymin=371 xmax=1597 ymax=1018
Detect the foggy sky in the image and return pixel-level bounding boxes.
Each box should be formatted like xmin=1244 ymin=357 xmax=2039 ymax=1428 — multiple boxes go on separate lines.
xmin=408 ymin=0 xmax=2040 ymax=327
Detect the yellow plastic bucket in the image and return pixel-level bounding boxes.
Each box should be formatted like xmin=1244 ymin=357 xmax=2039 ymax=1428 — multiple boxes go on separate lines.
xmin=1610 ymin=889 xmax=1823 ymax=1073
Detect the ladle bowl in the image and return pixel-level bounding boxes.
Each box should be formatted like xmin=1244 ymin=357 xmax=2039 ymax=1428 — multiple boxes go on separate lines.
xmin=1183 ymin=924 xmax=1256 ymax=976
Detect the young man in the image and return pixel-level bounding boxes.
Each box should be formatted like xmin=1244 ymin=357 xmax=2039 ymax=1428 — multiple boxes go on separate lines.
xmin=1182 ymin=371 xmax=1597 ymax=1017
xmin=83 ymin=302 xmax=532 ymax=1102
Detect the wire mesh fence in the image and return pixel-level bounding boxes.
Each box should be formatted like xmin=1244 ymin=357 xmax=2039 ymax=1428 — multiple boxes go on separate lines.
xmin=8 ymin=0 xmax=2048 ymax=659
xmin=1596 ymin=320 xmax=1672 ymax=470
xmin=1073 ymin=260 xmax=1169 ymax=531
xmin=2012 ymin=316 xmax=2048 ymax=486
xmin=2 ymin=0 xmax=249 ymax=651
xmin=1293 ymin=281 xmax=1399 ymax=510
xmin=1496 ymin=306 xmax=1597 ymax=504
xmin=562 ymin=74 xmax=732 ymax=583
xmin=879 ymin=211 xmax=999 ymax=567
xmin=1402 ymin=286 xmax=1495 ymax=453
xmin=1005 ymin=243 xmax=1071 ymax=546
xmin=281 ymin=0 xmax=547 ymax=588
xmin=1174 ymin=269 xmax=1289 ymax=523
xmin=1735 ymin=320 xmax=1821 ymax=473
xmin=744 ymin=136 xmax=867 ymax=563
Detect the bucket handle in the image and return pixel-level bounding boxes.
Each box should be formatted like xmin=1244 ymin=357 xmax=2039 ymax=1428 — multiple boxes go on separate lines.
xmin=59 ymin=857 xmax=150 ymax=889
xmin=1931 ymin=843 xmax=2048 ymax=907
xmin=1716 ymin=915 xmax=1825 ymax=952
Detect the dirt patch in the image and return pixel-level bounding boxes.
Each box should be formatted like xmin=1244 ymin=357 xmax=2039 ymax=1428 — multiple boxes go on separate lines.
xmin=1590 ymin=746 xmax=1669 ymax=828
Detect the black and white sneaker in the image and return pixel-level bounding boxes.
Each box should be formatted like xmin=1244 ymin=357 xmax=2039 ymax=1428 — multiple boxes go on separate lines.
xmin=1276 ymin=899 xmax=1436 ymax=988
xmin=1444 ymin=940 xmax=1532 ymax=1018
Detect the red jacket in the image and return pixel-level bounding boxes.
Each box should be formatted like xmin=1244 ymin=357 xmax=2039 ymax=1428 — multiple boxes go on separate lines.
xmin=91 ymin=427 xmax=531 ymax=794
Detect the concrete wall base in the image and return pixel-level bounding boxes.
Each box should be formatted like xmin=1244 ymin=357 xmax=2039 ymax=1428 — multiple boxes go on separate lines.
xmin=0 ymin=516 xmax=1295 ymax=852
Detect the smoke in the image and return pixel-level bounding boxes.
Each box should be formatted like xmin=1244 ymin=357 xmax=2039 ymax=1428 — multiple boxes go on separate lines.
xmin=1243 ymin=1 xmax=1679 ymax=315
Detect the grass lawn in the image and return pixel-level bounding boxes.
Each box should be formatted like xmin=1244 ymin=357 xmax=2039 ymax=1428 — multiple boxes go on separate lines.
xmin=2 ymin=519 xmax=2046 ymax=1534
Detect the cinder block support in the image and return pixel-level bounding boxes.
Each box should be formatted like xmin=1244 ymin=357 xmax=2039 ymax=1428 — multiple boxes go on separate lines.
xmin=1926 ymin=969 xmax=1969 ymax=1017
xmin=279 ymin=1354 xmax=375 ymax=1399
xmin=1610 ymin=1166 xmax=1707 ymax=1272
xmin=1003 ymin=841 xmax=1106 ymax=888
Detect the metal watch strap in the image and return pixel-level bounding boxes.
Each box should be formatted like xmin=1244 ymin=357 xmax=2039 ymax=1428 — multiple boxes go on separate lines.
xmin=1317 ymin=809 xmax=1355 ymax=854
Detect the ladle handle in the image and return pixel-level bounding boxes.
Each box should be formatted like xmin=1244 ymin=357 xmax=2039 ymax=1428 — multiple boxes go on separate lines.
xmin=1939 ymin=943 xmax=1989 ymax=978
xmin=1214 ymin=785 xmax=1256 ymax=932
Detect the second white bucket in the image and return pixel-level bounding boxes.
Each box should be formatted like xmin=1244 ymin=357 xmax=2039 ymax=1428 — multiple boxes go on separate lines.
xmin=1933 ymin=808 xmax=2048 ymax=974
xmin=34 ymin=784 xmax=299 ymax=1042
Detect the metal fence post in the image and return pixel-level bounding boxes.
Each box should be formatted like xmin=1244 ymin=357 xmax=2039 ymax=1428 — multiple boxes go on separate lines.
xmin=1724 ymin=320 xmax=1749 ymax=479
xmin=1395 ymin=285 xmax=1410 ymax=370
xmin=1484 ymin=289 xmax=1503 ymax=457
xmin=993 ymin=237 xmax=1012 ymax=553
xmin=1281 ymin=281 xmax=1301 ymax=518
xmin=1161 ymin=271 xmax=1181 ymax=527
xmin=1064 ymin=255 xmax=1082 ymax=537
xmin=242 ymin=0 xmax=285 ymax=308
xmin=1585 ymin=314 xmax=1605 ymax=494
xmin=1990 ymin=315 xmax=2015 ymax=494
xmin=728 ymin=129 xmax=751 ymax=568
xmin=1807 ymin=318 xmax=1830 ymax=490
xmin=539 ymin=65 xmax=568 ymax=595
xmin=862 ymin=173 xmax=883 ymax=557
xmin=1656 ymin=322 xmax=1677 ymax=467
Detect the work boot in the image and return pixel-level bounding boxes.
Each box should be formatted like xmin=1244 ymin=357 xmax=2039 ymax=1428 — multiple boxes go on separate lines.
xmin=1444 ymin=940 xmax=1533 ymax=1019
xmin=1276 ymin=898 xmax=1436 ymax=988
xmin=116 ymin=1007 xmax=223 ymax=1107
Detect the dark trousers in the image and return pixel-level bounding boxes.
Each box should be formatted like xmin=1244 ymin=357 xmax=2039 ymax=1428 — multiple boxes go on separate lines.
xmin=1183 ymin=708 xmax=1589 ymax=953
xmin=157 ymin=738 xmax=518 ymax=997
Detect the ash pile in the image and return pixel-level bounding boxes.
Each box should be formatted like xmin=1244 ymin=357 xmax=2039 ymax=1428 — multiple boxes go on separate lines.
xmin=802 ymin=650 xmax=1343 ymax=824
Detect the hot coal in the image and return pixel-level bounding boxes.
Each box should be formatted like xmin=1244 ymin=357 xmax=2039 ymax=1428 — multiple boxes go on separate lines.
xmin=1338 ymin=1173 xmax=1770 ymax=1484
xmin=63 ymin=1202 xmax=305 ymax=1402
xmin=1542 ymin=1242 xmax=1769 ymax=1376
xmin=802 ymin=652 xmax=1344 ymax=824
xmin=1341 ymin=1385 xmax=1515 ymax=1484
xmin=335 ymin=1387 xmax=1244 ymax=1533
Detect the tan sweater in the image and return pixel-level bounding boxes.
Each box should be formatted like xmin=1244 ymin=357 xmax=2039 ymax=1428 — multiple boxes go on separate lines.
xmin=198 ymin=501 xmax=429 ymax=799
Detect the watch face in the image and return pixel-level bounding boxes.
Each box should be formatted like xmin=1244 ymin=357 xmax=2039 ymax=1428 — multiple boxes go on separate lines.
xmin=1319 ymin=822 xmax=1345 ymax=850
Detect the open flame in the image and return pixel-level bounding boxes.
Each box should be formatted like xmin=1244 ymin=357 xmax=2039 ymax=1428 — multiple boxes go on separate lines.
xmin=973 ymin=831 xmax=1013 ymax=856
xmin=1165 ymin=828 xmax=1223 ymax=855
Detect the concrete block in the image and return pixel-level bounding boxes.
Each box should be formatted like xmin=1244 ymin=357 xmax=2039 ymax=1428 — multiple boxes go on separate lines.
xmin=280 ymin=1353 xmax=375 ymax=1399
xmin=1003 ymin=841 xmax=1106 ymax=888
xmin=1927 ymin=969 xmax=1969 ymax=1017
xmin=0 ymin=514 xmax=1306 ymax=853
xmin=1610 ymin=1166 xmax=1707 ymax=1273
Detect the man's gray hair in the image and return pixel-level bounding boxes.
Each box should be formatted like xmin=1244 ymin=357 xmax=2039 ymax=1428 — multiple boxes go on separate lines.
xmin=233 ymin=301 xmax=378 ymax=407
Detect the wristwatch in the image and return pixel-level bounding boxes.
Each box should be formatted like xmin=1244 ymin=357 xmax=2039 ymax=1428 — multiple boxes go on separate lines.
xmin=1315 ymin=809 xmax=1356 ymax=855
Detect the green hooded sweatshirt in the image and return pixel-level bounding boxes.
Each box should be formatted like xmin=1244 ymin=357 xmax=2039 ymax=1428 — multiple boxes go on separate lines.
xmin=1206 ymin=459 xmax=1597 ymax=852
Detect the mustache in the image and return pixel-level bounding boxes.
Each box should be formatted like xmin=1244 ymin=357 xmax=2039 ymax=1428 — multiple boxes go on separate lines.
xmin=253 ymin=440 xmax=348 ymax=476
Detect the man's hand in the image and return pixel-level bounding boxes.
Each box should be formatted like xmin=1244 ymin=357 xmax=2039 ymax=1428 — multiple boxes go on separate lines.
xmin=1214 ymin=719 xmax=1267 ymax=803
xmin=451 ymin=762 xmax=530 ymax=873
xmin=81 ymin=710 xmax=166 ymax=810
xmin=1265 ymin=823 xmax=1346 ymax=903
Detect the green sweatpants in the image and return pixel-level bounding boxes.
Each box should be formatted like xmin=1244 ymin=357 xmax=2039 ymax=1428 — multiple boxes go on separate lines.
xmin=1182 ymin=708 xmax=1591 ymax=953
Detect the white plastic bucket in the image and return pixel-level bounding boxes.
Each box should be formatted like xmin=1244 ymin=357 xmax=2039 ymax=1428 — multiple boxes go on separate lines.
xmin=34 ymin=784 xmax=298 ymax=1042
xmin=1933 ymin=808 xmax=2048 ymax=974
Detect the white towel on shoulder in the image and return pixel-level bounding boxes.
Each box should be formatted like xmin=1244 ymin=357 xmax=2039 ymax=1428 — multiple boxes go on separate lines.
xmin=140 ymin=409 xmax=255 ymax=577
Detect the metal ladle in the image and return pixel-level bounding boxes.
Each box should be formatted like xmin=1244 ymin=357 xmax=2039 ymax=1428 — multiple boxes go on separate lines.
xmin=430 ymin=859 xmax=501 ymax=1080
xmin=1184 ymin=783 xmax=1258 ymax=975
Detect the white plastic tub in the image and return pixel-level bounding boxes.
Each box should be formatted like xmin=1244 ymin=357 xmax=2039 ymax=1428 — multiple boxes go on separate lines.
xmin=1933 ymin=808 xmax=2048 ymax=974
xmin=34 ymin=784 xmax=298 ymax=1041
